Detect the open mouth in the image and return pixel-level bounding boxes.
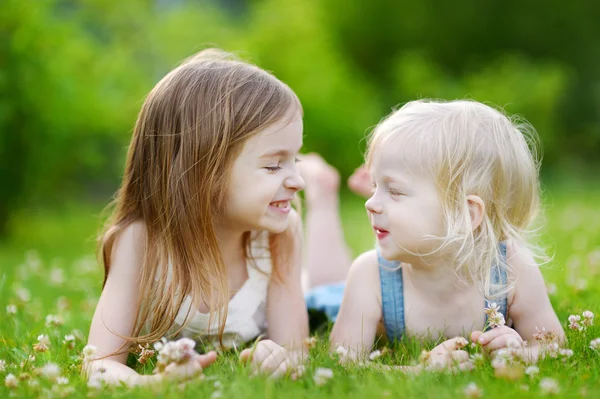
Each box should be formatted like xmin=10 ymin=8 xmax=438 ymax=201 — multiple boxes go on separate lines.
xmin=373 ymin=226 xmax=389 ymax=240
xmin=269 ymin=200 xmax=291 ymax=214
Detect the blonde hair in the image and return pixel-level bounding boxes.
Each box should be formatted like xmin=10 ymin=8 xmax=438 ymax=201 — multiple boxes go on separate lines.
xmin=366 ymin=99 xmax=543 ymax=297
xmin=99 ymin=49 xmax=301 ymax=349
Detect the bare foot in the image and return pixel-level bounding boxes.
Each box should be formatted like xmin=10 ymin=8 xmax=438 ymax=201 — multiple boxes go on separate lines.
xmin=298 ymin=153 xmax=340 ymax=205
xmin=347 ymin=165 xmax=373 ymax=198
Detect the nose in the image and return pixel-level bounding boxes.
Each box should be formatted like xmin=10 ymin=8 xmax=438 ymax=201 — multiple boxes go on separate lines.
xmin=284 ymin=169 xmax=306 ymax=192
xmin=365 ymin=195 xmax=382 ymax=214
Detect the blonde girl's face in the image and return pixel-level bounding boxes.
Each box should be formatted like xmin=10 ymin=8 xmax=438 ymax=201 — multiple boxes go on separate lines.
xmin=223 ymin=110 xmax=305 ymax=234
xmin=365 ymin=139 xmax=445 ymax=262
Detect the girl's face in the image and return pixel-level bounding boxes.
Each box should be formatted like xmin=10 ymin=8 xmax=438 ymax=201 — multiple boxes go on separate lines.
xmin=223 ymin=111 xmax=305 ymax=234
xmin=365 ymin=139 xmax=445 ymax=262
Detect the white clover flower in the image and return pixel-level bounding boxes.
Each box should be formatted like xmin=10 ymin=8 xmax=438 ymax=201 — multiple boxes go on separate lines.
xmin=56 ymin=376 xmax=69 ymax=385
xmin=87 ymin=371 xmax=105 ymax=389
xmin=507 ymin=337 xmax=522 ymax=350
xmin=82 ymin=344 xmax=98 ymax=361
xmin=154 ymin=337 xmax=198 ymax=371
xmin=50 ymin=267 xmax=65 ymax=286
xmin=6 ymin=305 xmax=17 ymax=315
xmin=470 ymin=353 xmax=485 ymax=366
xmin=0 ymin=359 xmax=6 ymax=372
xmin=574 ymin=279 xmax=588 ymax=291
xmin=56 ymin=297 xmax=70 ymax=311
xmin=153 ymin=337 xmax=167 ymax=352
xmin=488 ymin=312 xmax=506 ymax=328
xmin=369 ymin=350 xmax=381 ymax=361
xmin=178 ymin=337 xmax=196 ymax=352
xmin=38 ymin=362 xmax=61 ymax=382
xmin=463 ymin=382 xmax=482 ymax=398
xmin=455 ymin=337 xmax=469 ymax=349
xmin=34 ymin=334 xmax=50 ymax=352
xmin=539 ymin=378 xmax=560 ymax=395
xmin=5 ymin=373 xmax=18 ymax=388
xmin=63 ymin=334 xmax=76 ymax=349
xmin=304 ymin=336 xmax=318 ymax=349
xmin=484 ymin=302 xmax=500 ymax=314
xmin=589 ymin=338 xmax=600 ymax=351
xmin=313 ymin=367 xmax=333 ymax=386
xmin=15 ymin=287 xmax=31 ymax=302
xmin=545 ymin=342 xmax=560 ymax=358
xmin=26 ymin=250 xmax=42 ymax=271
xmin=582 ymin=310 xmax=594 ymax=327
xmin=491 ymin=357 xmax=507 ymax=371
xmin=559 ymin=349 xmax=573 ymax=359
xmin=45 ymin=314 xmax=64 ymax=328
xmin=525 ymin=365 xmax=539 ymax=377
xmin=334 ymin=345 xmax=350 ymax=363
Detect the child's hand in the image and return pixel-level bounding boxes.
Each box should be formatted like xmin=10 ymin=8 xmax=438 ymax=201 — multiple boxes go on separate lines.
xmin=471 ymin=327 xmax=524 ymax=356
xmin=162 ymin=351 xmax=217 ymax=382
xmin=239 ymin=340 xmax=292 ymax=379
xmin=426 ymin=337 xmax=470 ymax=370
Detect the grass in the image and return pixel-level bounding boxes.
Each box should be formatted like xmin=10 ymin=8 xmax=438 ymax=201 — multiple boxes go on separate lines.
xmin=1 ymin=183 xmax=600 ymax=398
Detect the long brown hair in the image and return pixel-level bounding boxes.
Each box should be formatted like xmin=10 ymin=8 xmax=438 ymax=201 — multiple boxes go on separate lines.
xmin=99 ymin=49 xmax=301 ymax=348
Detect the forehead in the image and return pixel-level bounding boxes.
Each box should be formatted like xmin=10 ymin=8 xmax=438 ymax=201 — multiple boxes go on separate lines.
xmin=369 ymin=134 xmax=426 ymax=179
xmin=241 ymin=111 xmax=303 ymax=155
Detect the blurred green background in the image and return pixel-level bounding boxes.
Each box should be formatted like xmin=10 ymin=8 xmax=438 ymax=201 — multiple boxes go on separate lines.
xmin=1 ymin=0 xmax=600 ymax=238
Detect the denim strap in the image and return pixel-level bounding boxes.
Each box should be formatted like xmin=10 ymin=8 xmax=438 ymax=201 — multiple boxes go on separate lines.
xmin=484 ymin=241 xmax=508 ymax=329
xmin=377 ymin=249 xmax=405 ymax=342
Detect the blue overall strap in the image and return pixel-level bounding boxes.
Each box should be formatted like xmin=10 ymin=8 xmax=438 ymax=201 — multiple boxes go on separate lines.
xmin=484 ymin=242 xmax=508 ymax=329
xmin=377 ymin=248 xmax=405 ymax=341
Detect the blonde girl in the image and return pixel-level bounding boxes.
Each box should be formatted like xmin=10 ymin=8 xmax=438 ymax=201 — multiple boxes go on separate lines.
xmin=304 ymin=100 xmax=564 ymax=368
xmin=86 ymin=49 xmax=308 ymax=385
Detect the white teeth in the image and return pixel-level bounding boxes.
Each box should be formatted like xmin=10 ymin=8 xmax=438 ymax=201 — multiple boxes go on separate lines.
xmin=272 ymin=202 xmax=288 ymax=208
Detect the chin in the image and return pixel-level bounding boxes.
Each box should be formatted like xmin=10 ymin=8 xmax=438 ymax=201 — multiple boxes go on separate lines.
xmin=378 ymin=243 xmax=403 ymax=262
xmin=260 ymin=219 xmax=289 ymax=234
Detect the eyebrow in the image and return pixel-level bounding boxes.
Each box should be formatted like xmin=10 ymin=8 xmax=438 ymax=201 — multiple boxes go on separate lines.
xmin=382 ymin=175 xmax=409 ymax=185
xmin=259 ymin=148 xmax=300 ymax=158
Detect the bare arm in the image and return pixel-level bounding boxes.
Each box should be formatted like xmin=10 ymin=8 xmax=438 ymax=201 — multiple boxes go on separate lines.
xmin=266 ymin=209 xmax=309 ymax=362
xmin=330 ymin=250 xmax=382 ymax=361
xmin=86 ymin=222 xmax=215 ymax=386
xmin=471 ymin=241 xmax=565 ymax=362
xmin=507 ymin=241 xmax=565 ymax=360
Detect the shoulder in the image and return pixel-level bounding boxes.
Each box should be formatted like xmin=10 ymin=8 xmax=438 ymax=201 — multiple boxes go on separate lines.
xmin=504 ymin=238 xmax=546 ymax=307
xmin=347 ymin=250 xmax=380 ymax=288
xmin=106 ymin=220 xmax=148 ymax=278
xmin=505 ymin=239 xmax=540 ymax=279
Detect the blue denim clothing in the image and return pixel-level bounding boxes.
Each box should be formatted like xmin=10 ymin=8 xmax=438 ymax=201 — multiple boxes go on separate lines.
xmin=304 ymin=281 xmax=345 ymax=321
xmin=379 ymin=242 xmax=508 ymax=341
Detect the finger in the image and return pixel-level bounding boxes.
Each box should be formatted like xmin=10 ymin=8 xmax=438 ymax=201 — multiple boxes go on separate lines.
xmin=470 ymin=331 xmax=483 ymax=343
xmin=269 ymin=360 xmax=289 ymax=379
xmin=239 ymin=349 xmax=253 ymax=363
xmin=477 ymin=326 xmax=512 ymax=345
xmin=442 ymin=337 xmax=468 ymax=351
xmin=196 ymin=351 xmax=217 ymax=369
xmin=259 ymin=347 xmax=288 ymax=374
xmin=247 ymin=342 xmax=278 ymax=373
xmin=450 ymin=350 xmax=469 ymax=364
xmin=484 ymin=335 xmax=523 ymax=352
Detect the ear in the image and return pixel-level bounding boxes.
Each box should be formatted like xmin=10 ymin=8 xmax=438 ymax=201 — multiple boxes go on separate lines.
xmin=466 ymin=195 xmax=485 ymax=230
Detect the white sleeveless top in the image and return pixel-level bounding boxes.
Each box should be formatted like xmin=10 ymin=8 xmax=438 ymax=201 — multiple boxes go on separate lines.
xmin=172 ymin=231 xmax=272 ymax=349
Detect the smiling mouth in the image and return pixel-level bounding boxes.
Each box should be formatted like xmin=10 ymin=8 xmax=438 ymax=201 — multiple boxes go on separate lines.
xmin=269 ymin=200 xmax=291 ymax=214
